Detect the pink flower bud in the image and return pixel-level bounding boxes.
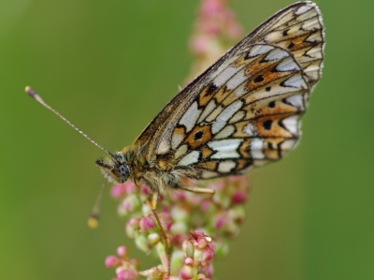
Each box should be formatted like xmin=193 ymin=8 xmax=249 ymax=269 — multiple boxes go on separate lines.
xmin=141 ymin=184 xmax=151 ymax=195
xmin=158 ymin=212 xmax=173 ymax=230
xmin=117 ymin=269 xmax=138 ymax=280
xmin=117 ymin=246 xmax=129 ymax=258
xmin=111 ymin=184 xmax=127 ymax=198
xmin=128 ymin=217 xmax=140 ymax=228
xmin=201 ymin=200 xmax=213 ymax=212
xmin=181 ymin=265 xmax=195 ymax=279
xmin=193 ymin=230 xmax=205 ymax=237
xmin=125 ymin=181 xmax=137 ymax=193
xmin=196 ymin=238 xmax=208 ymax=250
xmin=125 ymin=217 xmax=140 ymax=238
xmin=172 ymin=190 xmax=187 ymax=201
xmin=232 ymin=190 xmax=248 ymax=204
xmin=196 ymin=276 xmax=210 ymax=280
xmin=174 ymin=233 xmax=189 ymax=247
xmin=201 ymin=0 xmax=224 ymax=15
xmin=105 ymin=255 xmax=119 ymax=268
xmin=201 ymin=263 xmax=214 ymax=278
xmin=215 ymin=215 xmax=229 ymax=230
xmin=118 ymin=196 xmax=138 ymax=215
xmin=166 ymin=277 xmax=181 ymax=280
xmin=201 ymin=248 xmax=214 ymax=262
xmin=148 ymin=233 xmax=160 ymax=244
xmin=140 ymin=266 xmax=164 ymax=279
xmin=184 ymin=256 xmax=194 ymax=266
xmin=183 ymin=241 xmax=195 ymax=258
xmin=139 ymin=216 xmax=155 ymax=232
xmin=135 ymin=235 xmax=150 ymax=252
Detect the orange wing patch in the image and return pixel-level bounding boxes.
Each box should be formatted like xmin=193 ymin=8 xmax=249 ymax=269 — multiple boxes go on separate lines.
xmin=184 ymin=124 xmax=213 ymax=149
xmin=199 ymin=83 xmax=218 ymax=107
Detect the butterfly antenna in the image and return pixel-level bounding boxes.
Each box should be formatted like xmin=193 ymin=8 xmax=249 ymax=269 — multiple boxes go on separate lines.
xmin=25 ymin=86 xmax=115 ymax=158
xmin=88 ymin=179 xmax=109 ymax=228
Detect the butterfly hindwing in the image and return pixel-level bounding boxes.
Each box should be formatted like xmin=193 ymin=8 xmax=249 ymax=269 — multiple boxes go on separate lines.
xmin=134 ymin=2 xmax=324 ymax=179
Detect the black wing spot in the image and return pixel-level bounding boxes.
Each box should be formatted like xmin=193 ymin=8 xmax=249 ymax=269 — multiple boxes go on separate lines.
xmin=283 ymin=29 xmax=289 ymax=36
xmin=265 ymin=86 xmax=271 ymax=92
xmin=268 ymin=141 xmax=274 ymax=150
xmin=263 ymin=119 xmax=273 ymax=130
xmin=194 ymin=130 xmax=204 ymax=140
xmin=288 ymin=42 xmax=295 ymax=49
xmin=268 ymin=101 xmax=276 ymax=108
xmin=206 ymin=83 xmax=218 ymax=96
xmin=254 ymin=75 xmax=264 ymax=83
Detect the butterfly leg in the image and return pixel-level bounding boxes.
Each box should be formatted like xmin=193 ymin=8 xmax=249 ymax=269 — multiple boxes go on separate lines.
xmin=151 ymin=192 xmax=158 ymax=210
xmin=179 ymin=185 xmax=215 ymax=194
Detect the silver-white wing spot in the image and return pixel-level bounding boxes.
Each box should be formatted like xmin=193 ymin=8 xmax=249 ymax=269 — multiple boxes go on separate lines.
xmin=284 ymin=94 xmax=303 ymax=108
xmin=214 ymin=125 xmax=235 ymax=139
xmin=226 ymin=70 xmax=247 ymax=90
xmin=281 ymin=139 xmax=298 ymax=151
xmin=229 ymin=110 xmax=245 ymax=123
xmin=307 ymin=32 xmax=323 ymax=43
xmin=248 ymin=44 xmax=274 ymax=57
xmin=198 ymin=99 xmax=216 ymax=123
xmin=213 ymin=66 xmax=238 ymax=88
xmin=250 ymin=138 xmax=265 ymax=159
xmin=234 ymin=85 xmax=247 ymax=97
xmin=218 ymin=161 xmax=236 ymax=173
xmin=283 ymin=74 xmax=307 ymax=88
xmin=295 ymin=4 xmax=313 ymax=15
xmin=243 ymin=123 xmax=257 ymax=136
xmin=281 ymin=115 xmax=300 ymax=135
xmin=276 ymin=57 xmax=299 ymax=72
xmin=302 ymin=18 xmax=320 ymax=30
xmin=208 ymin=54 xmax=240 ymax=80
xmin=208 ymin=139 xmax=243 ymax=159
xmin=178 ymin=151 xmax=201 ymax=166
xmin=205 ymin=106 xmax=224 ymax=123
xmin=304 ymin=47 xmax=323 ymax=59
xmin=175 ymin=144 xmax=188 ymax=159
xmin=179 ymin=101 xmax=201 ymax=133
xmin=211 ymin=100 xmax=243 ymax=134
xmin=157 ymin=139 xmax=171 ymax=154
xmin=172 ymin=132 xmax=185 ymax=150
xmin=264 ymin=48 xmax=289 ymax=61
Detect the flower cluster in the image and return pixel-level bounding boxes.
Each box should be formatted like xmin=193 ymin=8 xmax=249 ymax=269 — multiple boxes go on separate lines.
xmin=105 ymin=246 xmax=140 ymax=280
xmin=107 ymin=175 xmax=250 ymax=279
xmin=179 ymin=231 xmax=216 ymax=279
xmin=106 ymin=230 xmax=218 ymax=280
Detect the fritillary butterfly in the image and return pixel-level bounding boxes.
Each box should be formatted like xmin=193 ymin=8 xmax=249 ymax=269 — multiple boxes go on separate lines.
xmin=27 ymin=1 xmax=325 ymax=210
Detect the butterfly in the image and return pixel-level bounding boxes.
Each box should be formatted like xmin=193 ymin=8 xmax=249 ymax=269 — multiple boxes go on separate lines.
xmin=27 ymin=1 xmax=325 ymax=210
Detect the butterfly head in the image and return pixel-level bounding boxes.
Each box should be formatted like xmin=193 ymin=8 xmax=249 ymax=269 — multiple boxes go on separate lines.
xmin=96 ymin=152 xmax=130 ymax=183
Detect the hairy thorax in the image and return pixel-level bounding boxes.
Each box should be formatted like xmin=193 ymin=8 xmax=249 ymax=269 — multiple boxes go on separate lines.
xmin=124 ymin=145 xmax=186 ymax=194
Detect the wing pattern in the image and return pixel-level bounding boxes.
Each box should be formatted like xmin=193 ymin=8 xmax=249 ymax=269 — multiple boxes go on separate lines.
xmin=136 ymin=2 xmax=324 ymax=179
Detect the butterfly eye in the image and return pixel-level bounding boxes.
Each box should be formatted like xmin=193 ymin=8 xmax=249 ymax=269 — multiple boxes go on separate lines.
xmin=118 ymin=164 xmax=130 ymax=180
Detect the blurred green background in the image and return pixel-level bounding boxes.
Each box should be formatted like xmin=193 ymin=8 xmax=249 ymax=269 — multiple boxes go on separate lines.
xmin=1 ymin=0 xmax=373 ymax=279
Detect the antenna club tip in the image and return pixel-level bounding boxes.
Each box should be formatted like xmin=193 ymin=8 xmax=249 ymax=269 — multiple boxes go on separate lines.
xmin=25 ymin=85 xmax=33 ymax=94
xmin=88 ymin=215 xmax=100 ymax=229
xmin=25 ymin=86 xmax=38 ymax=98
xmin=25 ymin=86 xmax=44 ymax=103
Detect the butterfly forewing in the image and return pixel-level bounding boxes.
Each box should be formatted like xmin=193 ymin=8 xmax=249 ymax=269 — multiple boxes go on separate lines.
xmin=135 ymin=2 xmax=324 ymax=179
